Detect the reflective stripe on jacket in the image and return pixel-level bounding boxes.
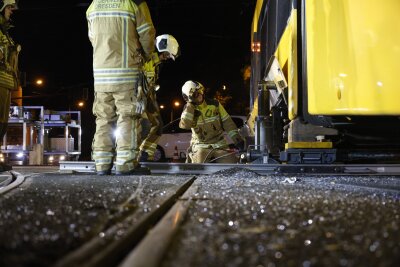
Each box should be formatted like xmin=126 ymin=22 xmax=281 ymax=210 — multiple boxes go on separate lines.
xmin=86 ymin=0 xmax=156 ymax=92
xmin=179 ymin=99 xmax=241 ymax=148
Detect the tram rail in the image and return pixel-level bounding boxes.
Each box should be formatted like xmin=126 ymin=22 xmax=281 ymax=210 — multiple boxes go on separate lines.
xmin=119 ymin=184 xmax=199 ymax=267
xmin=54 ymin=177 xmax=196 ymax=267
xmin=0 ymin=171 xmax=25 ymax=195
xmin=59 ymin=161 xmax=400 ymax=176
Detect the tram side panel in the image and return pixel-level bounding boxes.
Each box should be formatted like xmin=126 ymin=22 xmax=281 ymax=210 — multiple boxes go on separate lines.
xmin=248 ymin=0 xmax=400 ymax=164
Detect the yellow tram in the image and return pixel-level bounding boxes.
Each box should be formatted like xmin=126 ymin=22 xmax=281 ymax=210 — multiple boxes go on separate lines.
xmin=248 ymin=0 xmax=400 ymax=164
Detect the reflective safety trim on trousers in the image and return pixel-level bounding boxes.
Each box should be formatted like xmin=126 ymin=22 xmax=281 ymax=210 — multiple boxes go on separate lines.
xmin=95 ymin=158 xmax=112 ymax=165
xmin=87 ymin=11 xmax=136 ymax=22
xmin=116 ymin=150 xmax=136 ymax=166
xmin=140 ymin=142 xmax=157 ymax=154
xmin=93 ymin=151 xmax=114 ymax=157
xmin=115 ymin=159 xmax=134 ymax=166
xmin=144 ymin=142 xmax=157 ymax=150
xmin=192 ymin=141 xmax=227 ymax=149
xmin=117 ymin=151 xmax=133 ymax=157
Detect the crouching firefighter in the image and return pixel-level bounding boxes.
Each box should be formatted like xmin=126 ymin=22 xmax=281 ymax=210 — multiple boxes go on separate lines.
xmin=138 ymin=34 xmax=180 ymax=162
xmin=179 ymin=81 xmax=244 ymax=163
xmin=0 ymin=0 xmax=20 ymax=172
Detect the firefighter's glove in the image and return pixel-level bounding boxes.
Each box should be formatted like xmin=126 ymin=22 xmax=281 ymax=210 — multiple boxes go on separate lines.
xmin=233 ymin=135 xmax=245 ymax=151
xmin=135 ymin=72 xmax=150 ymax=115
xmin=188 ymin=94 xmax=195 ymax=103
xmin=193 ymin=109 xmax=202 ymax=118
xmin=184 ymin=94 xmax=193 ymax=104
xmin=135 ymin=84 xmax=147 ymax=115
xmin=189 ymin=93 xmax=203 ymax=105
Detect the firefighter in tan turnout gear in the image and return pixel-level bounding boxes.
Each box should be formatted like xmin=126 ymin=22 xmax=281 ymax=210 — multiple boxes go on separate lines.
xmin=138 ymin=34 xmax=180 ymax=162
xmin=179 ymin=81 xmax=244 ymax=163
xmin=0 ymin=0 xmax=19 ymax=172
xmin=86 ymin=0 xmax=155 ymax=175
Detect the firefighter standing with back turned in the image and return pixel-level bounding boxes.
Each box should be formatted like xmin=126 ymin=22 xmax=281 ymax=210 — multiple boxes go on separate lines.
xmin=0 ymin=0 xmax=19 ymax=172
xmin=138 ymin=34 xmax=180 ymax=162
xmin=179 ymin=81 xmax=244 ymax=163
xmin=86 ymin=0 xmax=155 ymax=175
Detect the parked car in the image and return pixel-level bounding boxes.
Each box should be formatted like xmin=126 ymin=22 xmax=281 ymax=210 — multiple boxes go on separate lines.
xmin=154 ymin=116 xmax=247 ymax=162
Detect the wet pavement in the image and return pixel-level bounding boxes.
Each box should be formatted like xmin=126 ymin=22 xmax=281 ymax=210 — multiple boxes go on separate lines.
xmin=0 ymin=167 xmax=399 ymax=267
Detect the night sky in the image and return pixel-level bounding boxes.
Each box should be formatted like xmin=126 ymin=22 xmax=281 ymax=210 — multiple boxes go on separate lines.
xmin=9 ymin=0 xmax=255 ymax=159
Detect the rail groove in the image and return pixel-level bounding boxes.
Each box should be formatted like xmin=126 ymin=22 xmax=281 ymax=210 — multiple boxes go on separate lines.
xmin=55 ymin=176 xmax=196 ymax=267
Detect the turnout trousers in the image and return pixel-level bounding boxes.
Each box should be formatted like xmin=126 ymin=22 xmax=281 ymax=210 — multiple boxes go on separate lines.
xmin=92 ymin=90 xmax=141 ymax=172
xmin=139 ymin=106 xmax=163 ymax=160
xmin=189 ymin=144 xmax=238 ymax=164
xmin=0 ymin=86 xmax=11 ymax=141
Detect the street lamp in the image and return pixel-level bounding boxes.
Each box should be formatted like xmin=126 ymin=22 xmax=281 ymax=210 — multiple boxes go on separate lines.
xmin=170 ymin=100 xmax=181 ymax=122
xmin=35 ymin=79 xmax=44 ymax=86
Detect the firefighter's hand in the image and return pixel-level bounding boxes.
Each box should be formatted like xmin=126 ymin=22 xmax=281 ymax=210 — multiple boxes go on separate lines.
xmin=188 ymin=95 xmax=202 ymax=105
xmin=135 ymin=85 xmax=147 ymax=115
xmin=136 ymin=99 xmax=146 ymax=115
xmin=235 ymin=140 xmax=245 ymax=151
xmin=185 ymin=94 xmax=194 ymax=103
xmin=232 ymin=136 xmax=245 ymax=151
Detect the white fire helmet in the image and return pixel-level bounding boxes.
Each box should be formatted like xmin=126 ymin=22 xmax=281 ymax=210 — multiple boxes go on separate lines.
xmin=182 ymin=80 xmax=205 ymax=102
xmin=156 ymin=34 xmax=180 ymax=60
xmin=0 ymin=0 xmax=18 ymax=12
